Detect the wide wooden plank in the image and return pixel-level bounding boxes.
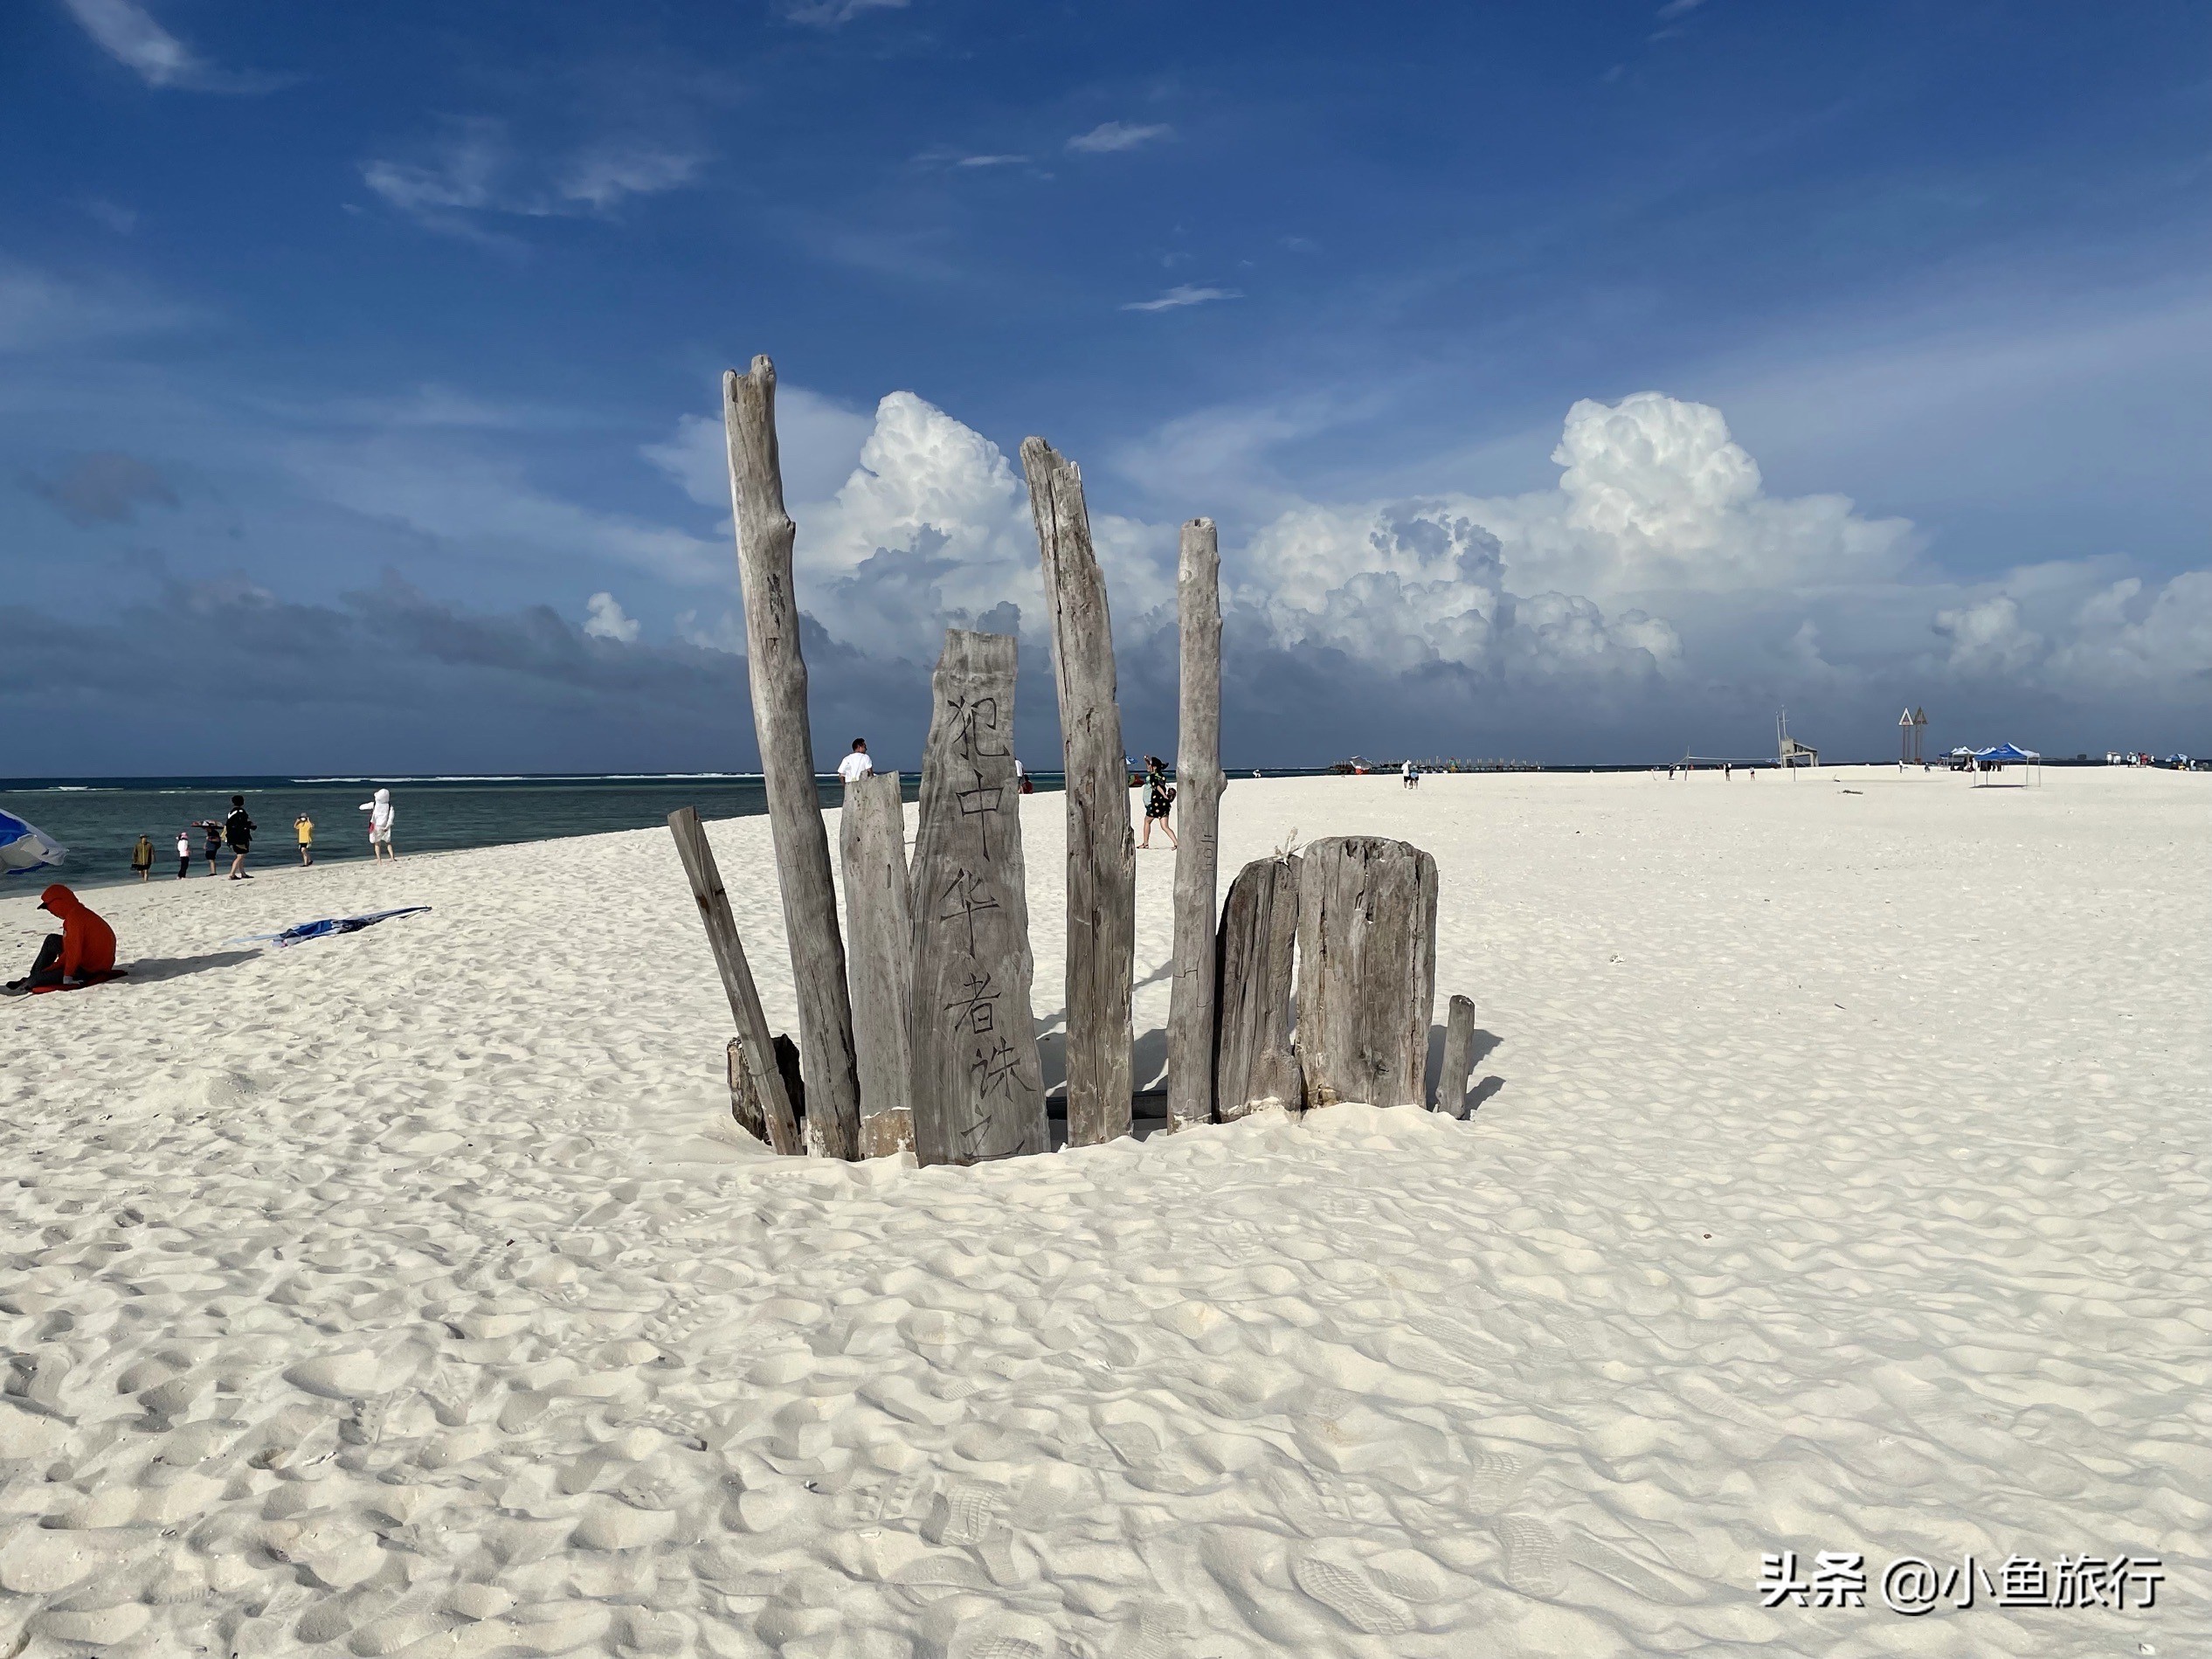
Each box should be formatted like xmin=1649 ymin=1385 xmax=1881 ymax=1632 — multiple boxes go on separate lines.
xmin=840 ymin=769 xmax=915 ymax=1148
xmin=1294 ymin=836 xmax=1439 ymax=1110
xmin=1021 ymin=437 xmax=1136 ymax=1149
xmin=1438 ymin=993 xmax=1477 ymax=1118
xmin=1167 ymin=517 xmax=1224 ymax=1132
xmin=723 ymin=356 xmax=863 ymax=1161
xmin=908 ymin=629 xmax=1048 ymax=1166
xmin=668 ymin=806 xmax=802 ymax=1154
xmin=1213 ymin=853 xmax=1301 ymax=1121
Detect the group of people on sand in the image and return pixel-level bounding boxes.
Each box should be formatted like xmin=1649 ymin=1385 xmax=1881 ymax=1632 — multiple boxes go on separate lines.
xmin=125 ymin=788 xmax=401 ymax=883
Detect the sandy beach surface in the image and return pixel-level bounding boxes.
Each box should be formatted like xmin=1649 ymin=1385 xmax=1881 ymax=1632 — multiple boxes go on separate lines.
xmin=3 ymin=765 xmax=2204 ymax=1658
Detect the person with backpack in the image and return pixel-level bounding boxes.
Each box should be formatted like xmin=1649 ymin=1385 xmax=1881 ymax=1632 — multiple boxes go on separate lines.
xmin=225 ymin=796 xmax=256 ymax=881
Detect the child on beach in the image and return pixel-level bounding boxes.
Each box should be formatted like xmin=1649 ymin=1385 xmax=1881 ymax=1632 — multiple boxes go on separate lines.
xmin=130 ymin=834 xmax=154 ymax=881
xmin=202 ymin=820 xmax=223 ymax=874
xmin=176 ymin=829 xmax=191 ymax=879
xmin=294 ymin=812 xmax=315 ymax=866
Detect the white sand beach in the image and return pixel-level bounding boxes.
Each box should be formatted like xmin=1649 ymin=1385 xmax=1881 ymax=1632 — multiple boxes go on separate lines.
xmin=2 ymin=765 xmax=2204 ymax=1658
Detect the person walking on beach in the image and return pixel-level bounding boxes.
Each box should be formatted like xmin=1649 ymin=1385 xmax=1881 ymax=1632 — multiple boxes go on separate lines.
xmin=1401 ymin=759 xmax=1419 ymax=791
xmin=175 ymin=828 xmax=191 ymax=880
xmin=225 ymin=796 xmax=256 ymax=881
xmin=201 ymin=819 xmax=224 ymax=874
xmin=360 ymin=788 xmax=397 ymax=861
xmin=837 ymin=738 xmax=874 ymax=785
xmin=1139 ymin=756 xmax=1177 ymax=850
xmin=294 ymin=812 xmax=315 ymax=867
xmin=130 ymin=833 xmax=155 ymax=881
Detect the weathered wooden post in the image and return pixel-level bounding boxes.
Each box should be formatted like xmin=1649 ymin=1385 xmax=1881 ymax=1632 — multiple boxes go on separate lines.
xmin=668 ymin=806 xmax=803 ymax=1154
xmin=1437 ymin=993 xmax=1477 ymax=1118
xmin=908 ymin=630 xmax=1048 ymax=1166
xmin=1213 ymin=853 xmax=1302 ymax=1120
xmin=723 ymin=357 xmax=863 ymax=1162
xmin=1294 ymin=836 xmax=1439 ymax=1110
xmin=1166 ymin=517 xmax=1223 ymax=1132
xmin=840 ymin=770 xmax=916 ymax=1158
xmin=1021 ymin=437 xmax=1135 ymax=1149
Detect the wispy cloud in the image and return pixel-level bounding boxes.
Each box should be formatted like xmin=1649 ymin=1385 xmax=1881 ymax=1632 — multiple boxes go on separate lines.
xmin=59 ymin=0 xmax=287 ymax=93
xmin=1068 ymin=121 xmax=1174 ymax=155
xmin=785 ymin=0 xmax=909 ymax=26
xmin=558 ymin=146 xmax=704 ymax=210
xmin=911 ymin=149 xmax=1033 ymax=171
xmin=0 ymin=256 xmax=193 ymax=353
xmin=1656 ymin=0 xmax=1706 ymax=17
xmin=1121 ymin=284 xmax=1241 ymax=313
xmin=361 ymin=121 xmax=705 ymax=235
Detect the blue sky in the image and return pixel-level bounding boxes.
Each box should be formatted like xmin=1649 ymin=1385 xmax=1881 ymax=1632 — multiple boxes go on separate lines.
xmin=4 ymin=0 xmax=2208 ymax=771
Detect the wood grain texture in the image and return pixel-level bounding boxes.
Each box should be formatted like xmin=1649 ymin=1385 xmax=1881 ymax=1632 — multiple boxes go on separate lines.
xmin=1213 ymin=854 xmax=1302 ymax=1121
xmin=1294 ymin=836 xmax=1439 ymax=1111
xmin=668 ymin=805 xmax=802 ymax=1154
xmin=1021 ymin=436 xmax=1136 ymax=1149
xmin=908 ymin=629 xmax=1047 ymax=1166
xmin=723 ymin=357 xmax=862 ymax=1161
xmin=1167 ymin=518 xmax=1224 ymax=1131
xmin=1438 ymin=993 xmax=1477 ymax=1118
xmin=839 ymin=769 xmax=915 ymax=1142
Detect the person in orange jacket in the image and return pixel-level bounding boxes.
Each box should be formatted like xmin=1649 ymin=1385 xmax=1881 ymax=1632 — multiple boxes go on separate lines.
xmin=5 ymin=885 xmax=119 ymax=994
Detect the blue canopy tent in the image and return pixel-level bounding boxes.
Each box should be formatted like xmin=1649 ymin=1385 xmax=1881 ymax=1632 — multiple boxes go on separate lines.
xmin=1971 ymin=743 xmax=2042 ymax=785
xmin=0 ymin=810 xmax=68 ymax=877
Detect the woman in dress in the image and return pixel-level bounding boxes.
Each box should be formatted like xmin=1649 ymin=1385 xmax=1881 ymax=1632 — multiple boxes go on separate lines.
xmin=1139 ymin=755 xmax=1177 ymax=850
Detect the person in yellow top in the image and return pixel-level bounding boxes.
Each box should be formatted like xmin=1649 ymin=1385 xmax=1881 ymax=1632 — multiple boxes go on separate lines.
xmin=294 ymin=812 xmax=315 ymax=867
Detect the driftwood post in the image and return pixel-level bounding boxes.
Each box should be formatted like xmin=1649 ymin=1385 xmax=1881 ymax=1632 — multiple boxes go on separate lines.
xmin=723 ymin=357 xmax=862 ymax=1162
xmin=1213 ymin=853 xmax=1302 ymax=1120
xmin=1437 ymin=994 xmax=1477 ymax=1118
xmin=909 ymin=630 xmax=1048 ymax=1166
xmin=1166 ymin=518 xmax=1224 ymax=1132
xmin=840 ymin=770 xmax=916 ymax=1158
xmin=1295 ymin=836 xmax=1439 ymax=1110
xmin=668 ymin=806 xmax=802 ymax=1154
xmin=1021 ymin=438 xmax=1135 ymax=1149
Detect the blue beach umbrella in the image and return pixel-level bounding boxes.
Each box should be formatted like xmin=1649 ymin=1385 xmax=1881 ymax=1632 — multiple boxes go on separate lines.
xmin=0 ymin=809 xmax=68 ymax=876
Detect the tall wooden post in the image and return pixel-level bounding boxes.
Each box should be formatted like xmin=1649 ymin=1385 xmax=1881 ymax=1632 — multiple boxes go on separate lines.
xmin=1294 ymin=836 xmax=1438 ymax=1111
xmin=1213 ymin=854 xmax=1302 ymax=1121
xmin=840 ymin=770 xmax=916 ymax=1158
xmin=1166 ymin=518 xmax=1223 ymax=1131
xmin=908 ymin=630 xmax=1048 ymax=1166
xmin=667 ymin=807 xmax=802 ymax=1155
xmin=1020 ymin=438 xmax=1135 ymax=1149
xmin=723 ymin=357 xmax=862 ymax=1161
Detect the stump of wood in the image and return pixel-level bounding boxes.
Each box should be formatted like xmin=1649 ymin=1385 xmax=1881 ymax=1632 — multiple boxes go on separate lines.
xmin=1166 ymin=517 xmax=1223 ymax=1132
xmin=1213 ymin=853 xmax=1302 ymax=1121
xmin=1437 ymin=993 xmax=1477 ymax=1118
xmin=723 ymin=356 xmax=863 ymax=1161
xmin=1294 ymin=836 xmax=1438 ymax=1110
xmin=840 ymin=769 xmax=915 ymax=1152
xmin=908 ymin=629 xmax=1048 ymax=1166
xmin=668 ymin=805 xmax=802 ymax=1155
xmin=1021 ymin=437 xmax=1136 ymax=1150
xmin=729 ymin=1033 xmax=807 ymax=1140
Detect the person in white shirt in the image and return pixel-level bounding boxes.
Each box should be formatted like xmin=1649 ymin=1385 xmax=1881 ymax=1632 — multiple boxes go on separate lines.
xmin=837 ymin=738 xmax=874 ymax=785
xmin=359 ymin=787 xmax=398 ymax=862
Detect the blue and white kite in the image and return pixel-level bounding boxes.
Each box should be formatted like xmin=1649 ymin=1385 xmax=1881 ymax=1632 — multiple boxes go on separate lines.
xmin=0 ymin=810 xmax=67 ymax=877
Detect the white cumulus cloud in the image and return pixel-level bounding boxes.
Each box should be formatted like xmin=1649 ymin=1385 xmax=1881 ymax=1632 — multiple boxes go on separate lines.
xmin=583 ymin=591 xmax=641 ymax=643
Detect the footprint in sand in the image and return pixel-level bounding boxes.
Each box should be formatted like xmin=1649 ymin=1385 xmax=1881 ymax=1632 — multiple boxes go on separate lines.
xmin=1289 ymin=1549 xmax=1417 ymax=1635
xmin=1495 ymin=1515 xmax=1566 ymax=1598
